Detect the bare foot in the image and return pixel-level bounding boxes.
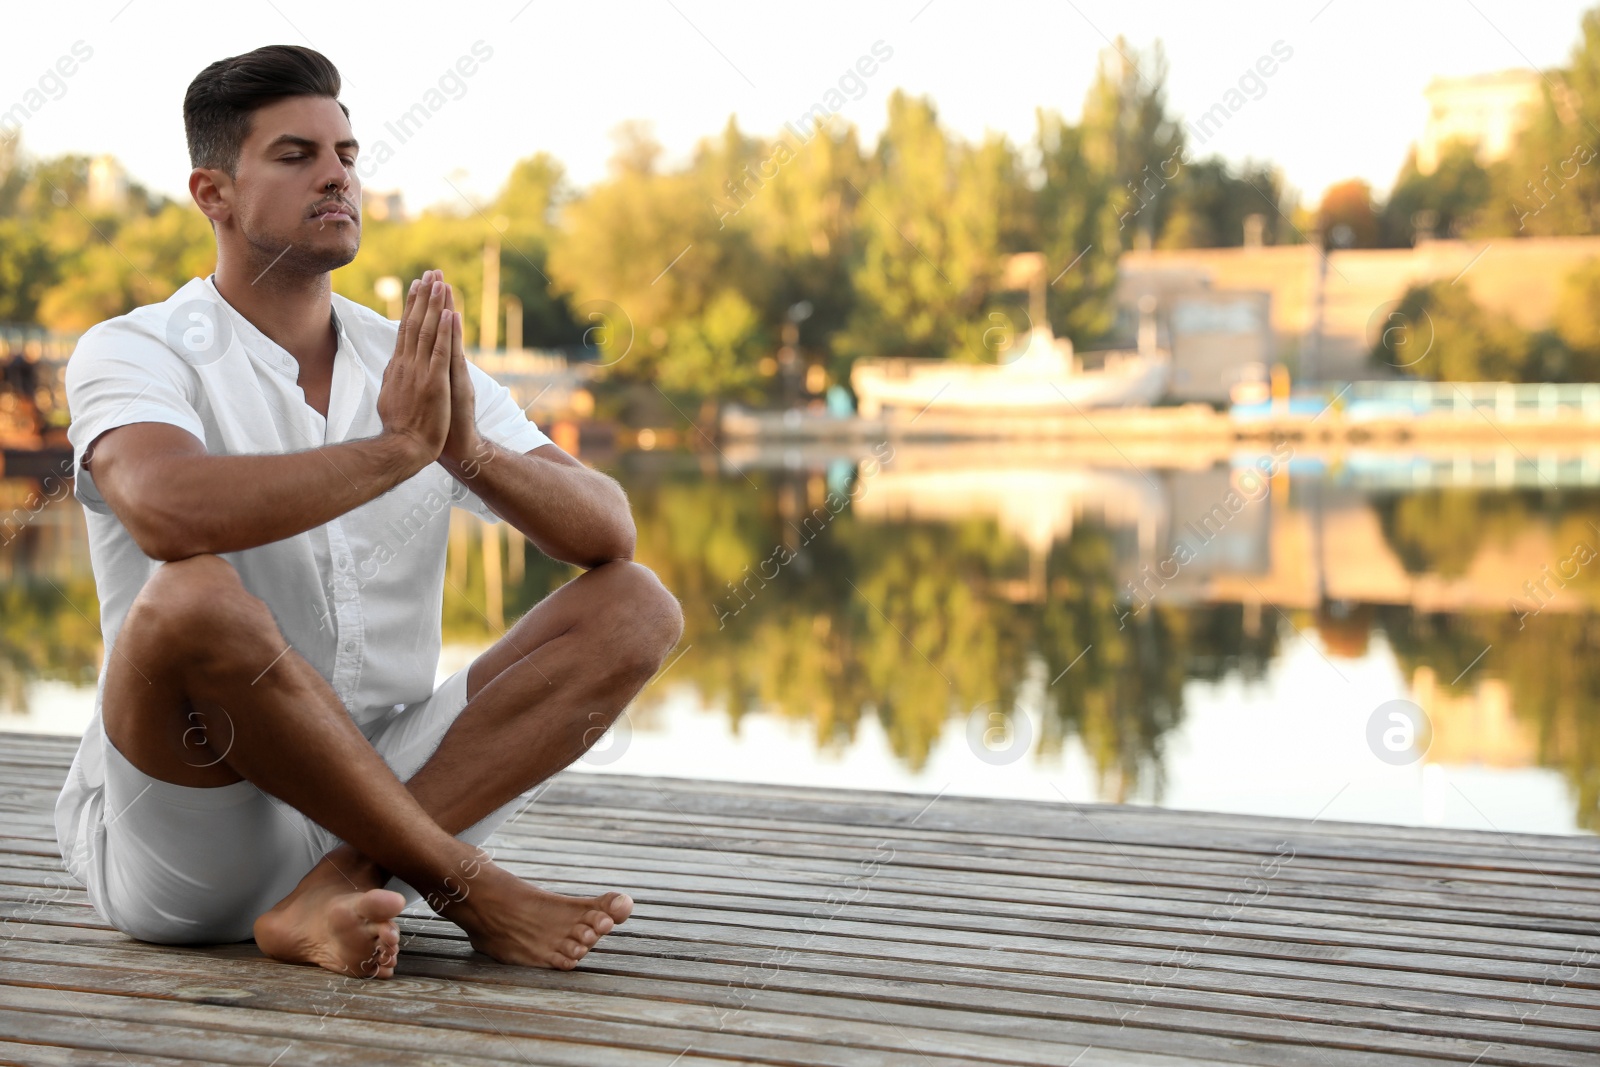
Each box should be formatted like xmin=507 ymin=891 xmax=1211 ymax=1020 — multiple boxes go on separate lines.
xmin=254 ymin=861 xmax=406 ymax=979
xmin=441 ymin=864 xmax=633 ymax=970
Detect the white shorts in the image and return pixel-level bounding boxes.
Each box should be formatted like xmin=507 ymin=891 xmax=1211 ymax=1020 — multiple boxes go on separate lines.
xmin=88 ymin=663 xmax=530 ymax=945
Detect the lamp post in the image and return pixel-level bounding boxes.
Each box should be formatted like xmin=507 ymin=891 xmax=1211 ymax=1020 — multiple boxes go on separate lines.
xmin=375 ymin=276 xmax=402 ymax=320
xmin=481 ymin=215 xmax=509 ymax=356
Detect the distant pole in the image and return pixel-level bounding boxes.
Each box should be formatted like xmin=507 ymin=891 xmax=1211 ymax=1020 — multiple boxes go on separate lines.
xmin=505 ymin=296 xmax=523 ymax=354
xmin=375 ymin=276 xmax=402 ymax=320
xmin=1305 ymin=230 xmax=1328 ymax=385
xmin=481 ymin=218 xmax=506 ymax=355
xmin=482 ymin=522 xmax=503 ymax=631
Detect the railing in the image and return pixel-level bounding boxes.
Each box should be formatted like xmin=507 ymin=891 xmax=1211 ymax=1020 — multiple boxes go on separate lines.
xmin=1345 ymin=381 xmax=1600 ymax=421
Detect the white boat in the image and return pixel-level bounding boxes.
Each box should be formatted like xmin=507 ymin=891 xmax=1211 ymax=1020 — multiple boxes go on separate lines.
xmin=850 ymin=322 xmax=1170 ymax=418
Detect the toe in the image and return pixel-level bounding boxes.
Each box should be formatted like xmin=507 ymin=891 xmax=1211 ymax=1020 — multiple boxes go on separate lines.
xmin=362 ymin=889 xmax=407 ymax=920
xmin=600 ymin=892 xmax=634 ymax=923
xmin=557 ymin=938 xmax=589 ymax=961
xmin=574 ymin=925 xmax=599 ymax=947
xmin=584 ymin=909 xmax=615 ymax=936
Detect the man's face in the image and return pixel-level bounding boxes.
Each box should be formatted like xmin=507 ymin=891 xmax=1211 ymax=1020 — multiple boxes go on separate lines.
xmin=222 ymin=94 xmax=362 ymax=276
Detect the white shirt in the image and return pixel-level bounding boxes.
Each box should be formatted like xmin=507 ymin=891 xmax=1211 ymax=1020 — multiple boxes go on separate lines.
xmin=53 ymin=274 xmax=551 ymax=882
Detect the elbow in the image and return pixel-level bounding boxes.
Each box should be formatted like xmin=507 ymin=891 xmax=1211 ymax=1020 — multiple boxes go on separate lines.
xmin=588 ymin=528 xmax=637 ymax=569
xmin=576 ymin=519 xmax=636 ymax=570
xmin=122 ymin=502 xmax=206 ymax=562
xmin=133 ymin=525 xmax=200 ymax=562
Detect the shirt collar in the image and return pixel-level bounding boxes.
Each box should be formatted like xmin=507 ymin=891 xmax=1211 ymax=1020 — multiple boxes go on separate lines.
xmin=202 ymin=273 xmax=340 ymax=383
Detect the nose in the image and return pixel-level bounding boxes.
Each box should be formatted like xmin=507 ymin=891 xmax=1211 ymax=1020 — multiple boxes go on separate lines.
xmin=316 ymin=157 xmax=351 ymax=201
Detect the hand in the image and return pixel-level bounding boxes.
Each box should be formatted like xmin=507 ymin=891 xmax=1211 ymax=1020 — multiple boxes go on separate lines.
xmin=439 ymin=283 xmax=485 ymax=474
xmin=377 ymin=269 xmax=453 ymax=469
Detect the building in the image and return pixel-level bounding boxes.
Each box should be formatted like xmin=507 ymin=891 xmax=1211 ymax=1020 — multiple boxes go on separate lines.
xmin=362 ymin=190 xmax=406 ymax=222
xmin=1113 ymin=269 xmax=1274 ymax=404
xmin=1417 ymin=70 xmax=1546 ymax=174
xmin=86 ymin=154 xmax=127 ymax=213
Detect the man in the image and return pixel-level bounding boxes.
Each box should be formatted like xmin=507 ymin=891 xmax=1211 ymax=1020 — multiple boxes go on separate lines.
xmin=53 ymin=44 xmax=683 ymax=980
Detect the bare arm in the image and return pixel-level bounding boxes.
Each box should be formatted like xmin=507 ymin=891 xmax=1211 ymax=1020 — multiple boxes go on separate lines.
xmin=88 ymin=277 xmax=457 ymax=562
xmin=432 ymin=283 xmax=634 ymax=569
xmin=441 ymin=441 xmax=636 ymax=569
xmin=88 ymin=424 xmax=426 ymax=562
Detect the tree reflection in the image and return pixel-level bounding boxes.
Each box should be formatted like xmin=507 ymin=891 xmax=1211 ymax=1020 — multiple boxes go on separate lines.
xmin=1380 ymin=607 xmax=1600 ymax=831
xmin=8 ymin=467 xmax=1598 ymax=826
xmin=1372 ymin=484 xmax=1600 ymax=831
xmin=613 ymin=461 xmax=1280 ymax=803
xmin=0 ymin=575 xmax=101 ymax=716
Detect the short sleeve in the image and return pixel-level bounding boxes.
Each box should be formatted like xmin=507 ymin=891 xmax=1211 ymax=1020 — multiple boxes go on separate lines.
xmin=448 ymin=360 xmax=555 ymax=524
xmin=65 ymin=321 xmax=206 ymax=515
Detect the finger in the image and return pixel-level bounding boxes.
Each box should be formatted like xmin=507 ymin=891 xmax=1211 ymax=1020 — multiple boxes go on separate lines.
xmin=400 ymin=278 xmax=421 ymax=326
xmin=431 ymin=309 xmax=454 ymax=371
xmin=417 ymin=281 xmax=446 ymax=361
xmin=401 ymin=277 xmax=431 ymax=358
xmin=451 ymin=300 xmax=469 ymax=377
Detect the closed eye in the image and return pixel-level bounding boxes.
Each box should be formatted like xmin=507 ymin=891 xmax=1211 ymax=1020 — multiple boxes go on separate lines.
xmin=281 ymin=154 xmax=356 ymax=165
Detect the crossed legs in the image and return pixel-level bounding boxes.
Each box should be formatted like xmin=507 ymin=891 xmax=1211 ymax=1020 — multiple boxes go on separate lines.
xmin=101 ymin=553 xmax=683 ymax=978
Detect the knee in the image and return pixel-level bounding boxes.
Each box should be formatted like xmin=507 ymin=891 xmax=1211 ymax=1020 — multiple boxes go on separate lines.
xmin=127 ymin=554 xmax=282 ymax=664
xmin=591 ymin=561 xmax=684 ymax=676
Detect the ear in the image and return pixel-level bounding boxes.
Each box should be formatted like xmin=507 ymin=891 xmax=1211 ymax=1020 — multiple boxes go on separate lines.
xmin=189 ymin=167 xmax=231 ymax=226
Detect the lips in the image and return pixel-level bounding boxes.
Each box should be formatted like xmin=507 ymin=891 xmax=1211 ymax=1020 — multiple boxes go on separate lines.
xmin=310 ymin=201 xmax=356 ymax=222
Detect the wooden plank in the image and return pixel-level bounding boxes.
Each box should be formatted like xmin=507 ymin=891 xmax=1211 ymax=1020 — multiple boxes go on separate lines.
xmin=6 ymin=860 xmax=1600 ymax=991
xmin=14 ymin=899 xmax=1599 ymax=1023
xmin=0 ymin=987 xmax=780 ymax=1067
xmin=0 ymin=946 xmax=1512 ymax=1067
xmin=10 ymin=921 xmax=1600 ymax=1056
xmin=0 ymin=1038 xmax=216 ymax=1066
xmin=3 ymin=730 xmax=1598 ymax=1067
xmin=6 ymin=816 xmax=1596 ymax=959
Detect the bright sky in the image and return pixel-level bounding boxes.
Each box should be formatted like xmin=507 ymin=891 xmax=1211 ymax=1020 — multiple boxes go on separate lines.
xmin=4 ymin=0 xmax=1594 ymax=215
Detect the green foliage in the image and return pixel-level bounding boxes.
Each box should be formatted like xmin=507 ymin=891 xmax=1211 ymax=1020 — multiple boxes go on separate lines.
xmin=0 ymin=154 xmax=214 ymax=332
xmin=1084 ymin=39 xmax=1184 ymax=248
xmin=1371 ymin=275 xmax=1594 ymax=382
xmin=833 ymin=92 xmax=1015 ymax=364
xmin=1031 ymin=109 xmax=1122 ymax=346
xmin=1161 ymin=157 xmax=1290 ymax=249
xmin=1478 ymin=7 xmax=1600 ymax=236
xmin=1381 ymin=143 xmax=1493 ymax=245
xmin=0 ymin=34 xmax=1340 ymax=402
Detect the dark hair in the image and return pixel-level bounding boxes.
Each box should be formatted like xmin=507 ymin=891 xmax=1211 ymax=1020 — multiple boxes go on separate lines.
xmin=183 ymin=45 xmax=347 ymax=176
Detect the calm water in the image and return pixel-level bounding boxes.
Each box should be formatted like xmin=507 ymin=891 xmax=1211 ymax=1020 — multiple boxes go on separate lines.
xmin=3 ymin=442 xmax=1597 ymax=836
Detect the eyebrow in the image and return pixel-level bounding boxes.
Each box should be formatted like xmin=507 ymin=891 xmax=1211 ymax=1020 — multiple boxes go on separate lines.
xmin=264 ymin=134 xmax=360 ymax=154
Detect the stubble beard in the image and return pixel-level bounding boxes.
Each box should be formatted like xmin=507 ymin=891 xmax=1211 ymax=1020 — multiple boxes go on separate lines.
xmin=242 ymin=217 xmax=360 ymax=286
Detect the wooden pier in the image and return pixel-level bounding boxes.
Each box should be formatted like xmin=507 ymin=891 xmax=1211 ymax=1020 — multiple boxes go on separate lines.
xmin=2 ymin=730 xmax=1598 ymax=1066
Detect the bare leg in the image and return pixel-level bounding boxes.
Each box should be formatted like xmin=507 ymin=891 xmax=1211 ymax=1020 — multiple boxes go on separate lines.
xmin=255 ymin=560 xmax=684 ymax=970
xmin=103 ymin=555 xmax=676 ymax=978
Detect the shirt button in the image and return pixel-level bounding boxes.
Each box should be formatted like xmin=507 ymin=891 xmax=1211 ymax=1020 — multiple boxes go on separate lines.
xmin=338 ymin=558 xmax=350 ymax=569
xmin=343 ymin=641 xmax=355 ymax=652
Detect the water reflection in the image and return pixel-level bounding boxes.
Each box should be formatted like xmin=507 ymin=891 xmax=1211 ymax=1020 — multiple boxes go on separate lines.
xmin=2 ymin=444 xmax=1597 ymax=832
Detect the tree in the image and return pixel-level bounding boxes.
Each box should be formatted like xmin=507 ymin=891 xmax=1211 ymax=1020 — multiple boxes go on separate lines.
xmin=1162 ymin=156 xmax=1291 ymax=248
xmin=1081 ymin=38 xmax=1185 ymax=250
xmin=1372 ymin=280 xmax=1570 ymax=381
xmin=1029 ymin=108 xmax=1121 ymax=346
xmin=547 ymin=121 xmax=772 ymax=393
xmin=1381 ymin=142 xmax=1492 ymax=245
xmin=490 ymin=152 xmax=579 ymax=348
xmin=833 ymin=92 xmax=1018 ymax=364
xmin=1317 ymin=179 xmax=1379 ymax=248
xmin=1480 ymin=8 xmax=1600 ymax=236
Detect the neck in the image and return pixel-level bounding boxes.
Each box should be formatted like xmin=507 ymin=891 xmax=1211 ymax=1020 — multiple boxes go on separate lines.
xmin=213 ymin=245 xmax=337 ymax=368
